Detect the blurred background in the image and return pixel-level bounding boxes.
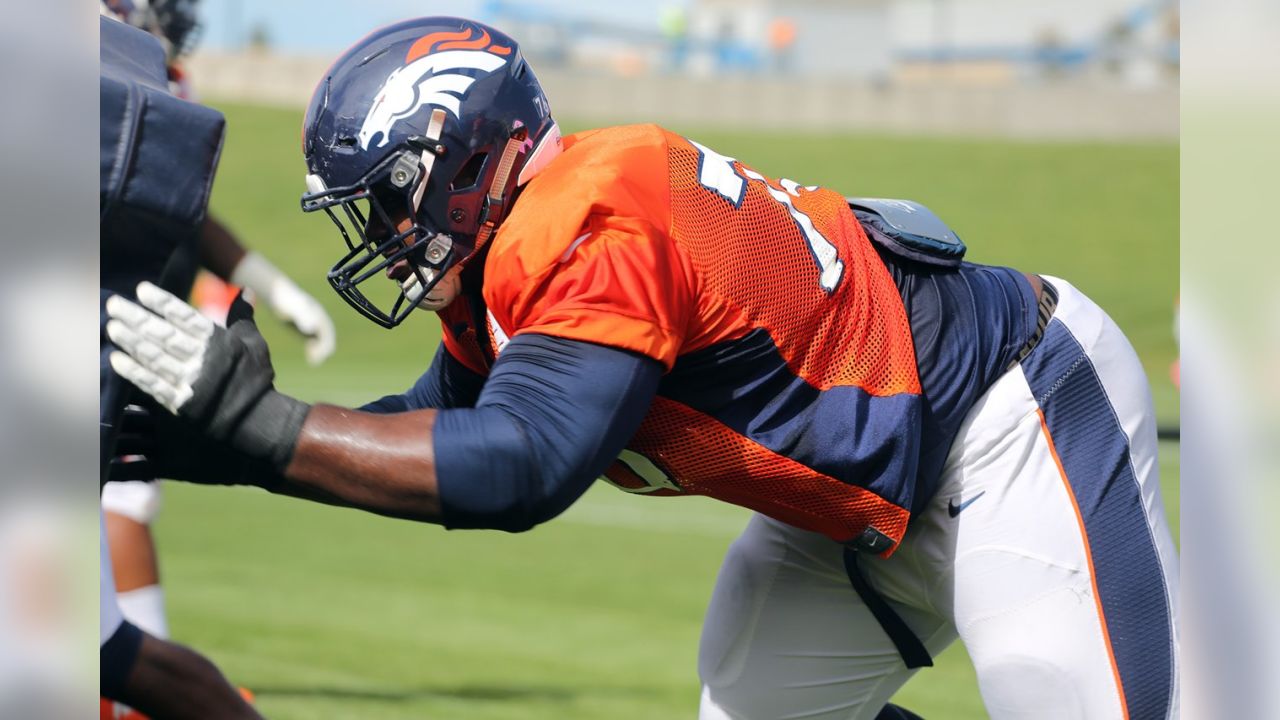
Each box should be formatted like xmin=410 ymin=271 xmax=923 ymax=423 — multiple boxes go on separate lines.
xmin=106 ymin=1 xmax=1179 ymax=718
xmin=190 ymin=0 xmax=1179 ymax=138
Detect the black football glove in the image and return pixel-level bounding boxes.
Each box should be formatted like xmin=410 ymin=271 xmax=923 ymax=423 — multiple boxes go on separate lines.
xmin=104 ymin=282 xmax=310 ymax=474
xmin=106 ymin=400 xmax=279 ymax=487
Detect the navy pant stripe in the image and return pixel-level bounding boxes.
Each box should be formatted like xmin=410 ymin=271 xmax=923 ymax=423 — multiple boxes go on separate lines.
xmin=1022 ymin=319 xmax=1173 ymax=719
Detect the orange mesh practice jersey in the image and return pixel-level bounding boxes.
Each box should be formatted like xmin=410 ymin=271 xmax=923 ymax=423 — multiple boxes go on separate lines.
xmin=442 ymin=125 xmax=924 ymax=554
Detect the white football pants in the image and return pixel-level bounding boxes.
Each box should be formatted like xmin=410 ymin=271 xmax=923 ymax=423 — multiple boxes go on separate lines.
xmin=699 ymin=277 xmax=1179 ymax=720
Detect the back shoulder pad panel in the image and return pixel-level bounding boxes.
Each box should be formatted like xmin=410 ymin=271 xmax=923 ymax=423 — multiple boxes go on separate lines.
xmin=847 ymin=198 xmax=966 ymax=267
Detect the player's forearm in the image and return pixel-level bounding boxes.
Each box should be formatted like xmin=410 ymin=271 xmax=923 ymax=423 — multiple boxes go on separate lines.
xmin=197 ymin=215 xmax=248 ymax=281
xmin=278 ymin=404 xmax=445 ymax=522
xmin=121 ymin=634 xmax=263 ymax=720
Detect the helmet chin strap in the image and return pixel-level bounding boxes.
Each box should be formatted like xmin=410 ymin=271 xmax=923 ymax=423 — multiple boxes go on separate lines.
xmin=400 ymin=264 xmax=461 ymax=311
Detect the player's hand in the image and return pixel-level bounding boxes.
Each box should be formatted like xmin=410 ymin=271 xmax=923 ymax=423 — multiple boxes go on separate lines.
xmin=107 ymin=402 xmax=276 ymax=486
xmin=104 ymin=282 xmax=310 ymax=473
xmin=268 ymin=278 xmax=337 ymax=366
xmin=232 ymin=251 xmax=336 ymax=366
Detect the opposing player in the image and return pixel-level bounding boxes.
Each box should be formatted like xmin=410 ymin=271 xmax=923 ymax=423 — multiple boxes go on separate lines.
xmin=100 ymin=15 xmax=261 ymax=719
xmin=104 ymin=17 xmax=1179 ymax=719
xmin=100 ymin=0 xmax=335 ymax=650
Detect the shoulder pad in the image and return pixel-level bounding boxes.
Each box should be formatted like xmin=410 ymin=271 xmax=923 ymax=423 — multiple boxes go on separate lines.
xmin=101 ymin=16 xmax=226 ymax=293
xmin=847 ymin=198 xmax=966 ymax=267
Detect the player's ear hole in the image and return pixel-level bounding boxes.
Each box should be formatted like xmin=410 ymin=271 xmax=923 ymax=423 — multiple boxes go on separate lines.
xmin=450 ymin=152 xmax=488 ymax=191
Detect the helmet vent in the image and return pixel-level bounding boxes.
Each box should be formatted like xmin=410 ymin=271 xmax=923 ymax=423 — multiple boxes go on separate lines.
xmin=450 ymin=152 xmax=489 ymax=191
xmin=514 ymin=61 xmax=528 ymax=80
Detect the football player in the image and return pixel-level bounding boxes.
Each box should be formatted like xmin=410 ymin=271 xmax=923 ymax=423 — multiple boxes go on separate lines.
xmin=100 ymin=0 xmax=335 ymax=650
xmin=104 ymin=17 xmax=1179 ymax=719
xmin=100 ymin=15 xmax=261 ymax=719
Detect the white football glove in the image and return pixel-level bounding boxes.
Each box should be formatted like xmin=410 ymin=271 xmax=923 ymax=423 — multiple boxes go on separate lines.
xmin=105 ymin=281 xmax=213 ymax=414
xmin=106 ymin=281 xmax=310 ymax=473
xmin=231 ymin=251 xmax=336 ymax=366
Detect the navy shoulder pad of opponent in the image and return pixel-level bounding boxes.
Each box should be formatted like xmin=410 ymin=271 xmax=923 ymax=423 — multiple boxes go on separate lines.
xmin=100 ymin=16 xmax=225 ymax=294
xmin=847 ymin=198 xmax=966 ymax=267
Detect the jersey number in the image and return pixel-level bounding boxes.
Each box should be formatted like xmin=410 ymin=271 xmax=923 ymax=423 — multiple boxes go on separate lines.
xmin=690 ymin=140 xmax=845 ymax=292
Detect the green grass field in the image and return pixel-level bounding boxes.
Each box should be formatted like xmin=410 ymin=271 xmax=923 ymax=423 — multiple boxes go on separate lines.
xmin=154 ymin=101 xmax=1179 ymax=719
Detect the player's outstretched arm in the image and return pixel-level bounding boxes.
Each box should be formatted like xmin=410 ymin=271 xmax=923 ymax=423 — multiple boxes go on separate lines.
xmin=104 ymin=282 xmax=660 ymax=529
xmin=105 ymin=281 xmax=443 ymax=518
xmin=200 ymin=215 xmax=337 ymax=366
xmin=278 ymin=334 xmax=660 ymax=528
xmin=277 ymin=404 xmax=446 ymax=520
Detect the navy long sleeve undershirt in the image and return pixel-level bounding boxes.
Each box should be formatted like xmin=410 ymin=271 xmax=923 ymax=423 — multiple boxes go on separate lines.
xmin=362 ymin=334 xmax=663 ymax=532
xmin=361 ymin=343 xmax=487 ymax=413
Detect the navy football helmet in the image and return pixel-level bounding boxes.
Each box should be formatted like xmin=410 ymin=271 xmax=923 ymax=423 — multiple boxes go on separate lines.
xmin=301 ymin=17 xmax=561 ymax=327
xmin=100 ymin=0 xmax=202 ymax=60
